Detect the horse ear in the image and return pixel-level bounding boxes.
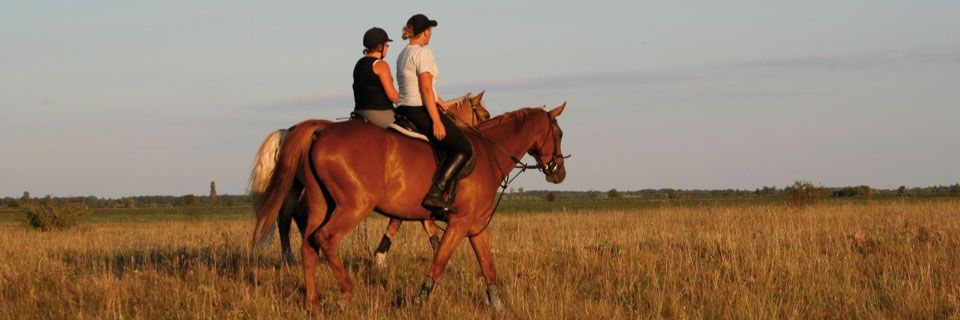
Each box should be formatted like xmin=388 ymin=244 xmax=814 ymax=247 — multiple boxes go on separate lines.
xmin=473 ymin=90 xmax=485 ymax=102
xmin=549 ymin=102 xmax=566 ymax=118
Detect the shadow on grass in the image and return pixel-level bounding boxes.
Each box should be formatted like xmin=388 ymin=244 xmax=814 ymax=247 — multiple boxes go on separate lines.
xmin=56 ymin=245 xmax=275 ymax=283
xmin=56 ymin=246 xmax=398 ymax=285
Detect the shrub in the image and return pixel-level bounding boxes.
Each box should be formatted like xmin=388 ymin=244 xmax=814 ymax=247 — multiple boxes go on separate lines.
xmin=545 ymin=192 xmax=557 ymax=202
xmin=607 ymin=189 xmax=621 ymax=199
xmin=785 ymin=180 xmax=825 ymax=208
xmin=21 ymin=202 xmax=90 ymax=231
xmin=181 ymin=194 xmax=196 ymax=206
xmin=834 ymin=185 xmax=873 ymax=198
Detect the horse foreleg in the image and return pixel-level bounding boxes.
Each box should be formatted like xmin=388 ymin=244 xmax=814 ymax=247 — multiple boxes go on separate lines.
xmin=374 ymin=218 xmax=403 ymax=269
xmin=422 ymin=220 xmax=441 ymax=252
xmin=470 ymin=230 xmax=505 ymax=313
xmin=417 ymin=223 xmax=468 ymax=302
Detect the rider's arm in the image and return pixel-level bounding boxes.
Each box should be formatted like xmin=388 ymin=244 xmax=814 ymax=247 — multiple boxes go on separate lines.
xmin=418 ymin=71 xmax=446 ymax=140
xmin=373 ymin=60 xmax=398 ymax=103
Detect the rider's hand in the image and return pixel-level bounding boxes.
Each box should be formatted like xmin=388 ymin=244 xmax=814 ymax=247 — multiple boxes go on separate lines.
xmin=432 ymin=122 xmax=447 ymax=140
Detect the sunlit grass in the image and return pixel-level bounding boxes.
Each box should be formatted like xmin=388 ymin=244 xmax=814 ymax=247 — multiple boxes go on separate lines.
xmin=0 ymin=200 xmax=958 ymax=319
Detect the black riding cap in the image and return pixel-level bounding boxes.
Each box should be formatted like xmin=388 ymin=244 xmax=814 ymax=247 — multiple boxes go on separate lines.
xmin=363 ymin=27 xmax=393 ymax=49
xmin=407 ymin=13 xmax=438 ymax=35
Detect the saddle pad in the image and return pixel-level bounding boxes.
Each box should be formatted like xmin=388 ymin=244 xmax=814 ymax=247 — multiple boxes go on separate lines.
xmin=388 ymin=123 xmax=429 ymax=142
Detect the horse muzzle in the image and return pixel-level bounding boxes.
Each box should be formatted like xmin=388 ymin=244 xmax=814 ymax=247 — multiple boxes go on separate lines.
xmin=545 ymin=167 xmax=566 ymax=184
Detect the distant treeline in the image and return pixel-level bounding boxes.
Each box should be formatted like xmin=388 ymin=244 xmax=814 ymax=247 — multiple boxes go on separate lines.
xmin=2 ymin=192 xmax=250 ymax=209
xmin=2 ymin=183 xmax=959 ymax=208
xmin=506 ymin=183 xmax=960 ymax=201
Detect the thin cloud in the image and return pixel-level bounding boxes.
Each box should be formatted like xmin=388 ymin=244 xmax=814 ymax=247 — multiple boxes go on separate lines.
xmin=729 ymin=50 xmax=960 ymax=70
xmin=443 ymin=71 xmax=697 ymax=94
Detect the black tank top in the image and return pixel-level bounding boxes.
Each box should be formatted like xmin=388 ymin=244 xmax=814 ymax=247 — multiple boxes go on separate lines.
xmin=352 ymin=57 xmax=393 ymax=110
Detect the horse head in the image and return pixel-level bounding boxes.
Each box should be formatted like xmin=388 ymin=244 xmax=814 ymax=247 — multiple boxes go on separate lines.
xmin=529 ymin=103 xmax=567 ymax=184
xmin=467 ymin=90 xmax=491 ymax=121
xmin=447 ymin=91 xmax=491 ymax=127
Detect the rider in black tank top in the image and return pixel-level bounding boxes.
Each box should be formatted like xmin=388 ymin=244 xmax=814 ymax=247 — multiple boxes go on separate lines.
xmin=351 ymin=27 xmax=400 ymax=129
xmin=353 ymin=56 xmax=393 ymax=111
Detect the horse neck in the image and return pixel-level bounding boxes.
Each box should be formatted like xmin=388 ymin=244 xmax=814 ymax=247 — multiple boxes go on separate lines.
xmin=478 ymin=110 xmax=548 ymax=179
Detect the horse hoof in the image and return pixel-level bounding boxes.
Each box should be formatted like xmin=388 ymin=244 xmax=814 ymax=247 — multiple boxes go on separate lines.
xmin=414 ymin=276 xmax=435 ymax=304
xmin=487 ymin=284 xmax=506 ymax=313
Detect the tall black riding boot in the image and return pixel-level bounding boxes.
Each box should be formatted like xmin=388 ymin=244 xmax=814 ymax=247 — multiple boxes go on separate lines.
xmin=422 ymin=153 xmax=469 ymax=218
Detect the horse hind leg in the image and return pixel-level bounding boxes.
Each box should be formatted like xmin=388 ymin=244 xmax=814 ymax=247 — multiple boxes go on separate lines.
xmin=311 ymin=205 xmax=371 ymax=307
xmin=299 ymin=186 xmax=328 ymax=311
xmin=374 ymin=218 xmax=403 ymax=269
xmin=278 ymin=182 xmax=303 ymax=264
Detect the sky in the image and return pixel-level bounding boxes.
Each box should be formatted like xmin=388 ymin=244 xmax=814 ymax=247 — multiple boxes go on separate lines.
xmin=2 ymin=1 xmax=959 ymax=198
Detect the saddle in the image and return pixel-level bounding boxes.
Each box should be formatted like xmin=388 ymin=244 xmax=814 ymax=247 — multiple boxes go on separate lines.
xmin=390 ymin=114 xmax=477 ymax=181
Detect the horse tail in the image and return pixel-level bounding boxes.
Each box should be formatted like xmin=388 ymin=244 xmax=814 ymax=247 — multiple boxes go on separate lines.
xmin=249 ymin=129 xmax=288 ymax=219
xmin=251 ymin=120 xmax=330 ymax=251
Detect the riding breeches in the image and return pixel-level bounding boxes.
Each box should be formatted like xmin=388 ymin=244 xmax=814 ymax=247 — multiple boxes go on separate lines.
xmin=396 ymin=106 xmax=473 ymax=158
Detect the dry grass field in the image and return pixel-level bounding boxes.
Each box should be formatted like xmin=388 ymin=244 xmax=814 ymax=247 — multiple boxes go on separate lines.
xmin=1 ymin=200 xmax=958 ymax=319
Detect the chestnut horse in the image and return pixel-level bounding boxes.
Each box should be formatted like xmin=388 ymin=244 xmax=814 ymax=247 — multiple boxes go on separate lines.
xmin=251 ymin=104 xmax=567 ymax=312
xmin=248 ymin=92 xmax=490 ymax=262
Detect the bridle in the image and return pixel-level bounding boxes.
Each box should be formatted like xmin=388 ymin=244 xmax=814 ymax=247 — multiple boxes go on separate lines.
xmin=523 ymin=113 xmax=570 ymax=177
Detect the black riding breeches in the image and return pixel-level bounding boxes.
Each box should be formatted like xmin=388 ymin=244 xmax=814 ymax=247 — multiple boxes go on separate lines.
xmin=396 ymin=106 xmax=473 ymax=158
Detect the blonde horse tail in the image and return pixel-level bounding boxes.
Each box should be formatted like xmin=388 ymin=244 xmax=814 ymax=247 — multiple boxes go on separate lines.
xmin=249 ymin=129 xmax=287 ymax=219
xmin=250 ymin=120 xmax=330 ymax=251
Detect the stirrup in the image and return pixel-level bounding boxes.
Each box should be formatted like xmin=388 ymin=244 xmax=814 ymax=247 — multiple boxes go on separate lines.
xmin=430 ymin=207 xmax=456 ymax=222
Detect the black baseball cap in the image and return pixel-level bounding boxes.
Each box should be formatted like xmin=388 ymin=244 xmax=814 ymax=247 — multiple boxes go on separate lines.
xmin=406 ymin=13 xmax=438 ymax=35
xmin=363 ymin=27 xmax=392 ymax=49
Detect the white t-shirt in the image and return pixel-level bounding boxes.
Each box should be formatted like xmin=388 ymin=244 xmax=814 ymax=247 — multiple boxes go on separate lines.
xmin=396 ymin=44 xmax=439 ymax=106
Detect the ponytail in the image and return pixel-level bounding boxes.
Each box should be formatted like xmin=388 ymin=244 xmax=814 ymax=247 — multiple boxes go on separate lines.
xmin=401 ymin=25 xmax=414 ymax=40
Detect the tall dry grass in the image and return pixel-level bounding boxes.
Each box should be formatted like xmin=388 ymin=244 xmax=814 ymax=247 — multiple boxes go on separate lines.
xmin=0 ymin=200 xmax=958 ymax=319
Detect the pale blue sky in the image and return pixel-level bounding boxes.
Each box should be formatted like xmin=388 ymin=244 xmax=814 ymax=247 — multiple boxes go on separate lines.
xmin=2 ymin=1 xmax=959 ymax=197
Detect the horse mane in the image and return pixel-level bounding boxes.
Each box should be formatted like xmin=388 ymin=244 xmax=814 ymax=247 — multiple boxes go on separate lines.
xmin=477 ymin=107 xmax=543 ymax=132
xmin=446 ymin=94 xmax=469 ymax=107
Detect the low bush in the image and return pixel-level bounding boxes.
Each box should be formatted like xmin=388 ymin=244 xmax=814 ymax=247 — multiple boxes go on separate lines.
xmin=21 ymin=202 xmax=90 ymax=231
xmin=785 ymin=180 xmax=826 ymax=208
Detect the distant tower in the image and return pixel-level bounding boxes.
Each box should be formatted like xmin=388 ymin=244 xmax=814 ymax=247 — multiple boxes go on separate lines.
xmin=209 ymin=181 xmax=219 ymax=204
